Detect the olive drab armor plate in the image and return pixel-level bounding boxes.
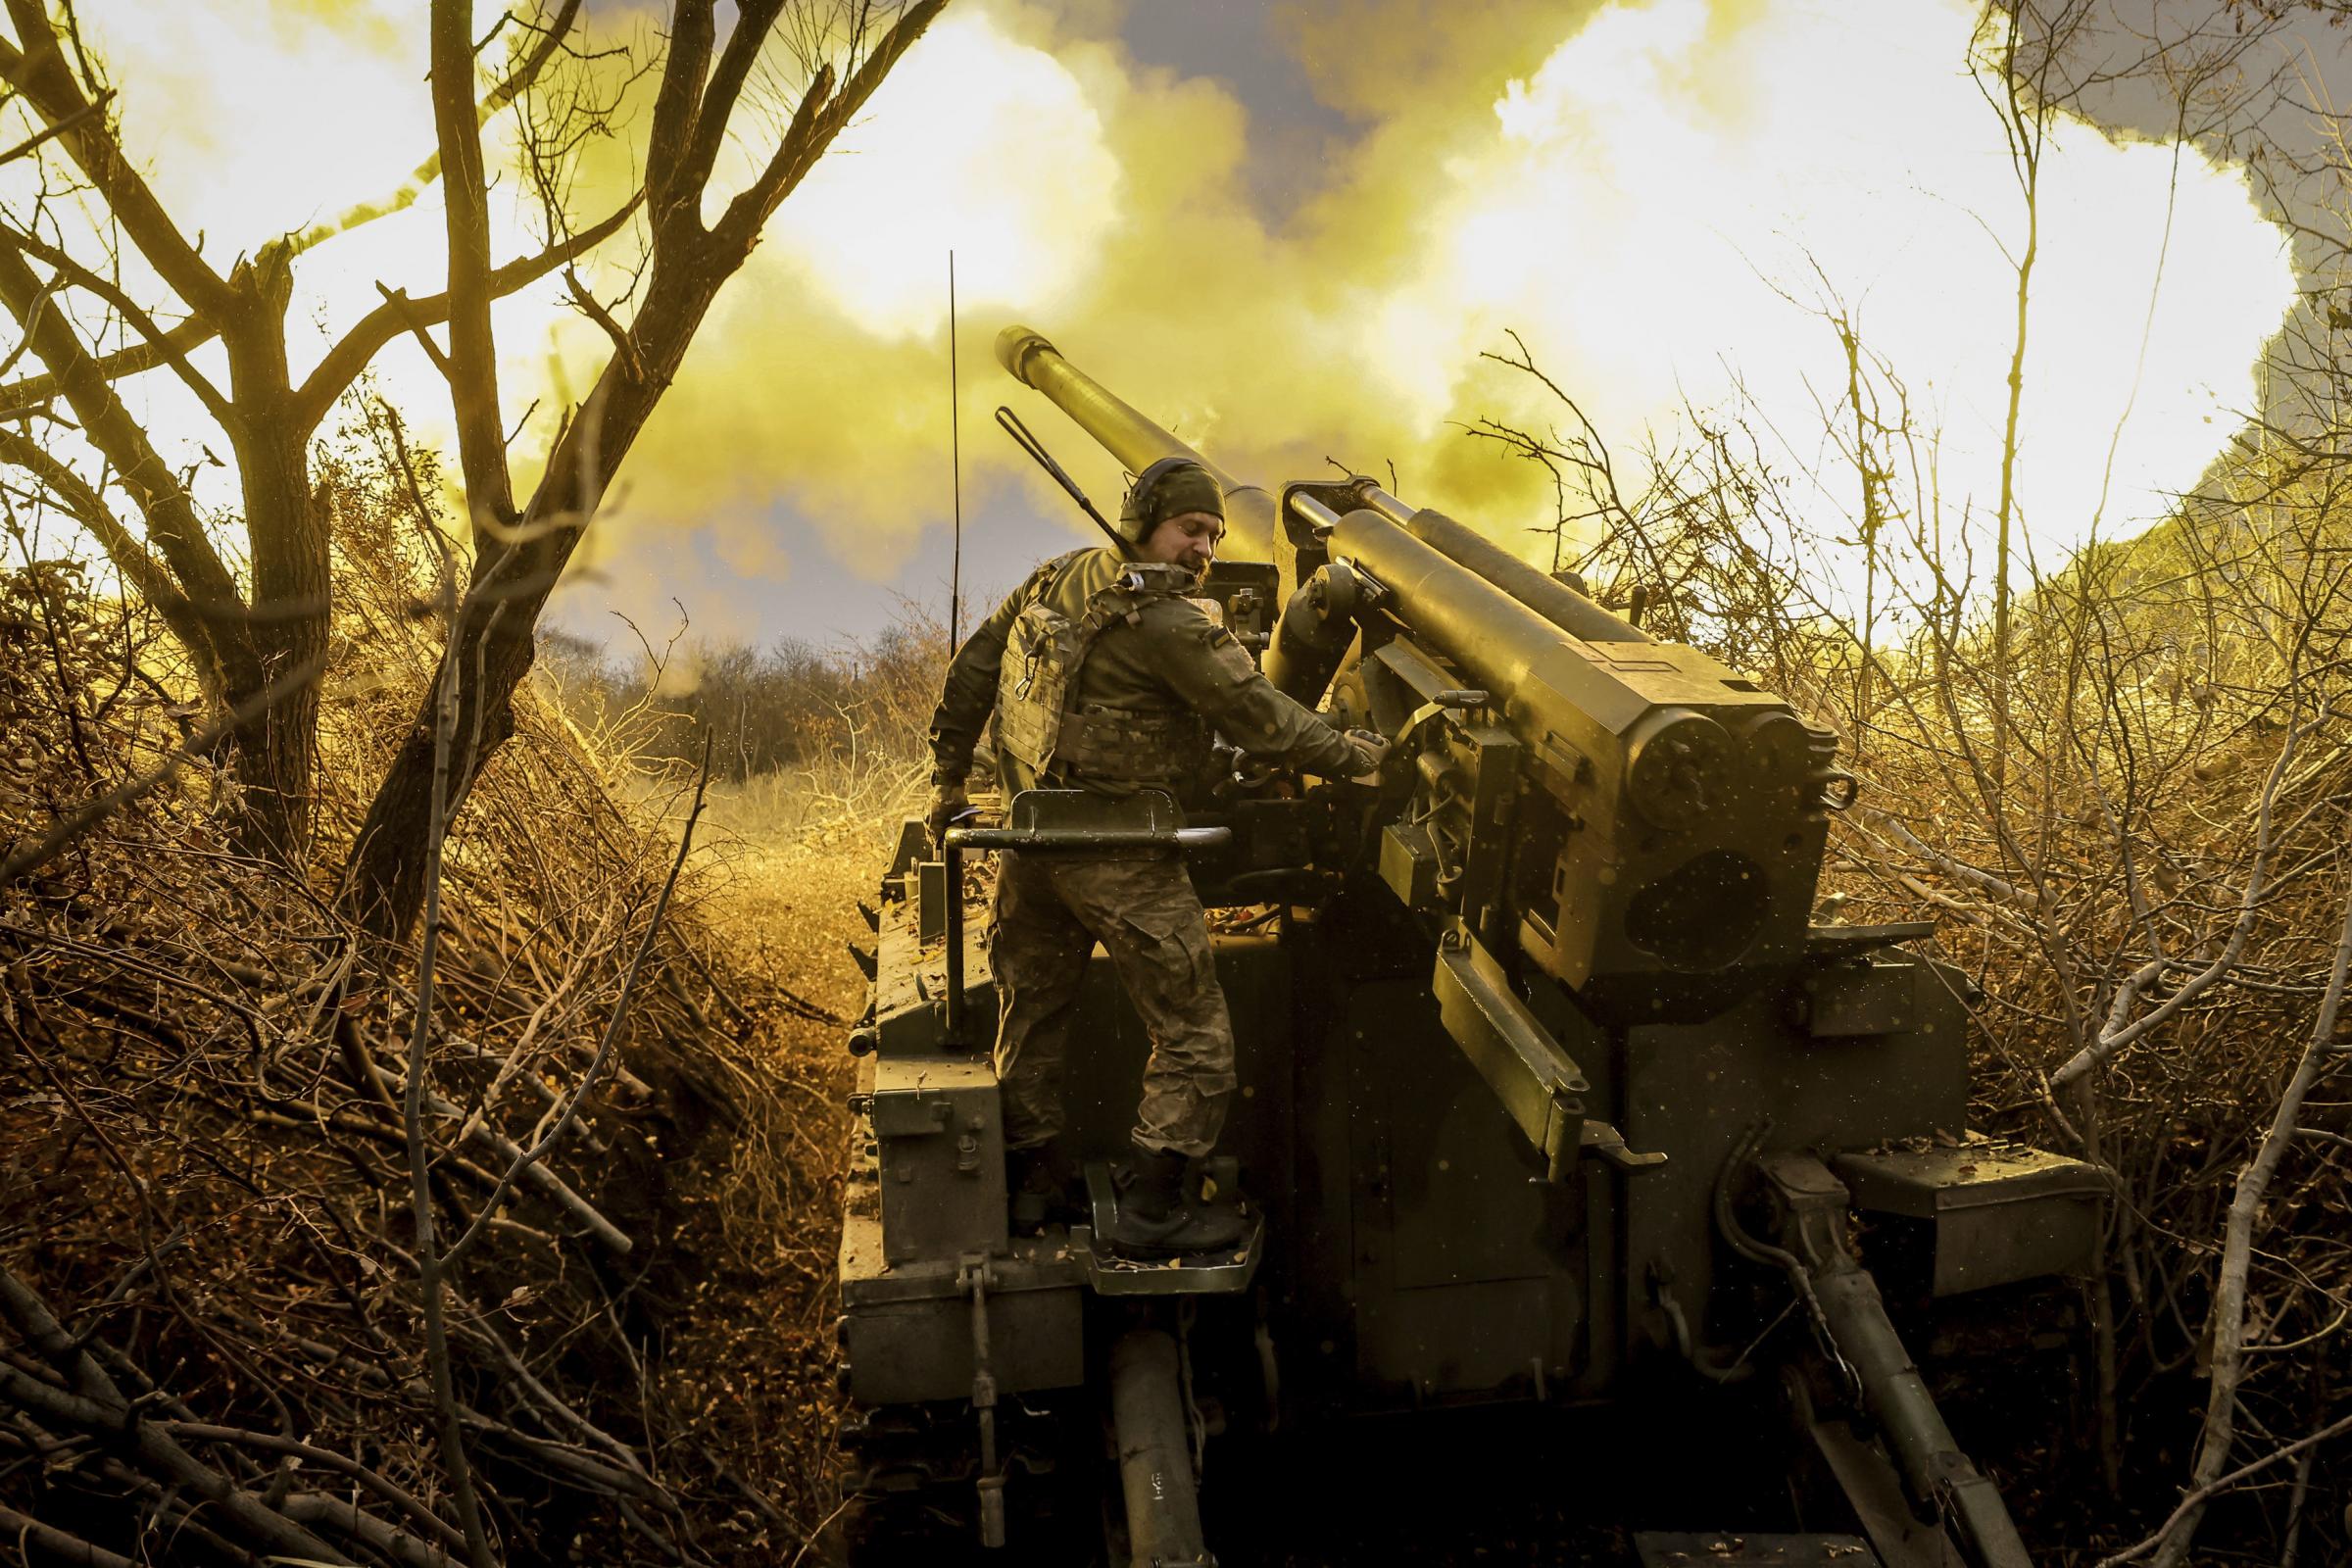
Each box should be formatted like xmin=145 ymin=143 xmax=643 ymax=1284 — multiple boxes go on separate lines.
xmin=994 ymin=564 xmax=1213 ymax=786
xmin=994 ymin=598 xmax=1082 ymax=774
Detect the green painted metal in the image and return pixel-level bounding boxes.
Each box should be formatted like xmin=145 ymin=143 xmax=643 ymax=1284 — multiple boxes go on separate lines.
xmin=836 ymin=328 xmax=2107 ymax=1565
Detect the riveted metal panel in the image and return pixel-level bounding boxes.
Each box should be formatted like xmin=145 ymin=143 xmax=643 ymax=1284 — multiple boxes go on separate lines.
xmin=872 ymin=1057 xmax=1007 ymax=1265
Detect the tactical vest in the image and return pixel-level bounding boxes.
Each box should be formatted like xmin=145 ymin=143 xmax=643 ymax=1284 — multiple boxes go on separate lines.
xmin=995 ymin=563 xmax=1211 ymax=787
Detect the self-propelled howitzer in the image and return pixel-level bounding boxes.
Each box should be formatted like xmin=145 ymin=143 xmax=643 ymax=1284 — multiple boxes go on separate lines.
xmin=833 ymin=326 xmax=2107 ymax=1568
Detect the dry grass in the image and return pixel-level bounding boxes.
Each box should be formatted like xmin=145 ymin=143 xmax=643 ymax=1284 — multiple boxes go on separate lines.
xmin=0 ymin=471 xmax=931 ymax=1566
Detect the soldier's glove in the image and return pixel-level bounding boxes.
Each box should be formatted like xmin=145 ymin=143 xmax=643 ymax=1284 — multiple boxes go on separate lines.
xmin=1345 ymin=730 xmax=1391 ymax=786
xmin=925 ymin=779 xmax=970 ymax=849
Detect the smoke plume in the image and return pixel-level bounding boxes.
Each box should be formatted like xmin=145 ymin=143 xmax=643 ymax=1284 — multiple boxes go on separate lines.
xmin=17 ymin=0 xmax=2298 ymax=639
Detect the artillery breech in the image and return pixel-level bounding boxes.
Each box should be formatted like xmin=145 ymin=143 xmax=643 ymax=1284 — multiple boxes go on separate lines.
xmin=995 ymin=323 xmax=1276 ymax=561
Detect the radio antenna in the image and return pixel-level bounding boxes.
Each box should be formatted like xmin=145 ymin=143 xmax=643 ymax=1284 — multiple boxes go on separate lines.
xmin=994 ymin=406 xmax=1135 ymax=560
xmin=947 ymin=252 xmax=962 ymax=651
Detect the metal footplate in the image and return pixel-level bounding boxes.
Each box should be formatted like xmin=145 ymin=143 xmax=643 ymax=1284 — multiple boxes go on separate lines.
xmin=1072 ymin=1161 xmax=1263 ymax=1296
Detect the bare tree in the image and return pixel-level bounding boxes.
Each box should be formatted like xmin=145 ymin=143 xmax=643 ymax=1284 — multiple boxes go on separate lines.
xmin=0 ymin=0 xmax=943 ymax=882
xmin=0 ymin=2 xmax=627 ymax=858
xmin=340 ymin=0 xmax=946 ymax=944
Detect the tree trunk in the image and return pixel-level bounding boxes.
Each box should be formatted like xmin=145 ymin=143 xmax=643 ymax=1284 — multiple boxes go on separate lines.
xmin=221 ymin=422 xmax=330 ymax=861
xmin=340 ymin=274 xmax=722 ymax=940
xmin=339 ymin=0 xmax=947 ymax=942
xmin=220 ymin=261 xmax=331 ymax=861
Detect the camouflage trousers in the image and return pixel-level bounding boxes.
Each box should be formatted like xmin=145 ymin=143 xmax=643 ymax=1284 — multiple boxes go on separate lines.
xmin=988 ymin=848 xmax=1236 ymax=1158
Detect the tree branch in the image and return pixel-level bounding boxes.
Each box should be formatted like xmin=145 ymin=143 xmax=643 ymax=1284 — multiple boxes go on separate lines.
xmin=710 ymin=61 xmax=834 ymax=255
xmin=374 ymin=283 xmax=455 ymax=382
xmin=0 ymin=12 xmax=234 ymax=318
xmin=291 ymin=193 xmax=641 ymax=433
xmin=563 ymin=267 xmax=643 ymax=382
xmin=2144 ymin=876 xmax=2352 ymax=1568
xmin=277 ymin=1494 xmax=452 ymax=1568
xmin=2049 ymin=723 xmax=2299 ymax=1088
xmin=443 ymin=735 xmax=710 ymax=1269
xmin=0 ymin=312 xmax=220 ymax=416
xmin=430 ymin=0 xmax=517 ymax=541
xmin=0 ymin=426 xmax=208 ymax=655
xmin=0 ymin=83 xmax=109 ymax=165
xmin=0 ymin=220 xmax=233 ymax=426
xmin=0 ymin=237 xmax=242 ymax=639
xmin=281 ymin=0 xmax=585 ymax=260
xmin=2095 ymin=1408 xmax=2352 ymax=1568
xmin=0 ymin=1504 xmax=136 ymax=1568
xmin=643 ymin=0 xmax=718 ymax=241
xmin=157 ymin=1424 xmax=467 ymax=1559
xmin=0 ymin=650 xmax=327 ymax=885
xmin=670 ymin=0 xmax=785 ymax=208
xmin=0 ymin=1268 xmax=356 ymax=1566
xmin=712 ymin=0 xmax=948 ymax=255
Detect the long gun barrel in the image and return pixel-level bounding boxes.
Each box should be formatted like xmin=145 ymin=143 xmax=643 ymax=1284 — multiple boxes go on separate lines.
xmin=995 ymin=325 xmax=1276 ymax=562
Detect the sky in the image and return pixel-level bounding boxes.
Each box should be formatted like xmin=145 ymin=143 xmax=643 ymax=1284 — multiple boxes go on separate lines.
xmin=4 ymin=0 xmax=2320 ymax=663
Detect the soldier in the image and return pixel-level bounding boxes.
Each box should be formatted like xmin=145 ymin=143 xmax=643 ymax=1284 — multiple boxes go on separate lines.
xmin=927 ymin=457 xmax=1385 ymax=1255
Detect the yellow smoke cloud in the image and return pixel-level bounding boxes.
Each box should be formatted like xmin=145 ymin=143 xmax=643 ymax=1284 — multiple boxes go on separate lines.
xmin=6 ymin=0 xmax=2298 ymax=636
xmin=767 ymin=11 xmax=1121 ymax=338
xmin=1366 ymin=0 xmax=2294 ymax=590
xmin=621 ymin=0 xmax=2294 ymax=620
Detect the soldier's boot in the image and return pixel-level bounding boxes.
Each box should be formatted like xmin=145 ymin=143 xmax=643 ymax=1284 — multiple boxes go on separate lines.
xmin=1106 ymin=1148 xmax=1245 ymax=1257
xmin=1005 ymin=1143 xmax=1080 ymax=1235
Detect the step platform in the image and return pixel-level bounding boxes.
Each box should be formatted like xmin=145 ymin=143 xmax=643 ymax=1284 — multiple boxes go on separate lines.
xmin=1071 ymin=1160 xmax=1263 ymax=1297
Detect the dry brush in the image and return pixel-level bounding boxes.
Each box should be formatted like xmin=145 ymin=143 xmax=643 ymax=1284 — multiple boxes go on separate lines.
xmin=0 ymin=452 xmax=886 ymax=1565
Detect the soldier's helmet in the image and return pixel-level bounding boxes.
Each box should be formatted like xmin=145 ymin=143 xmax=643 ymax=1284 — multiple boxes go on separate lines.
xmin=1116 ymin=457 xmax=1225 ymax=544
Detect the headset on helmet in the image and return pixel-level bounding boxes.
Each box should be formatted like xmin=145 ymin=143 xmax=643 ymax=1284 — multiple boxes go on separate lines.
xmin=1116 ymin=457 xmax=1224 ymax=545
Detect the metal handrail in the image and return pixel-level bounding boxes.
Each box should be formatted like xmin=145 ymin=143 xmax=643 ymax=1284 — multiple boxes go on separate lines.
xmin=935 ymin=819 xmax=1233 ymax=1043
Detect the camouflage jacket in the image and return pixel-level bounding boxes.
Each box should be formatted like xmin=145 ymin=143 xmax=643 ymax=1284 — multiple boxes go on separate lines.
xmin=928 ymin=547 xmax=1359 ymax=797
